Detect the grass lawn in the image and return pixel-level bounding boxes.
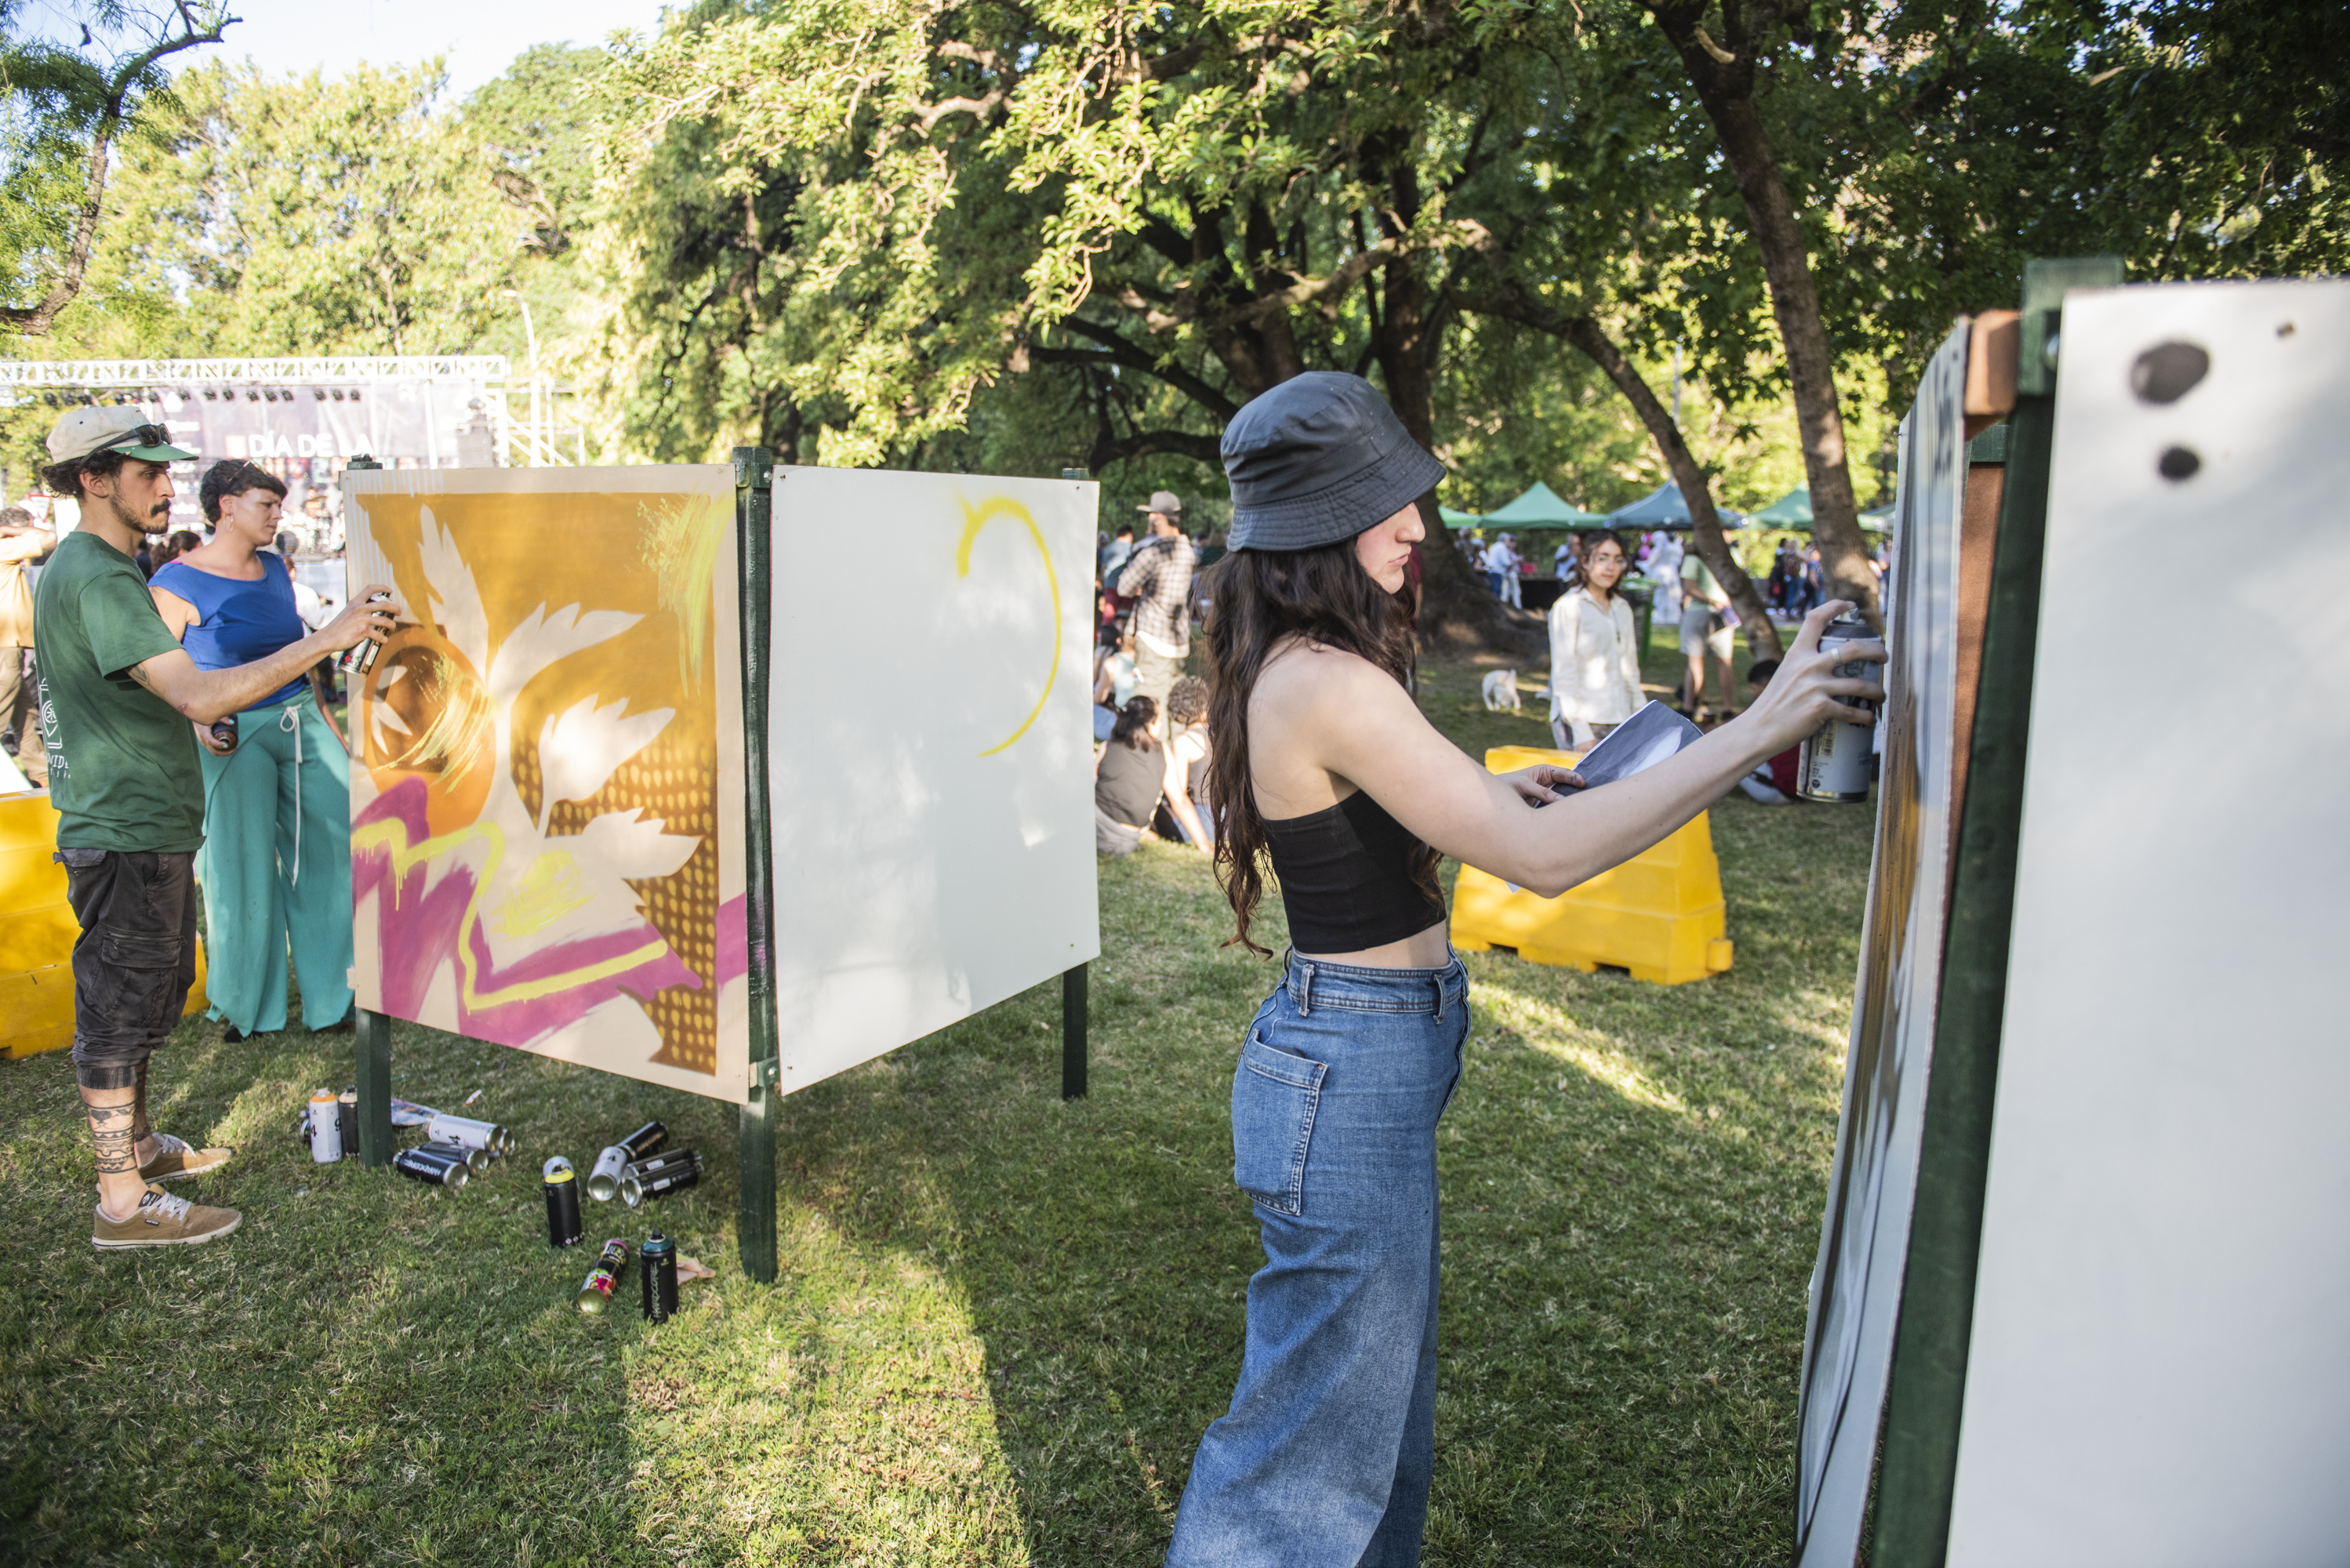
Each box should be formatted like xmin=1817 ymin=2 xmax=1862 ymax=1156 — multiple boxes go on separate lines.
xmin=0 ymin=619 xmax=1872 ymax=1566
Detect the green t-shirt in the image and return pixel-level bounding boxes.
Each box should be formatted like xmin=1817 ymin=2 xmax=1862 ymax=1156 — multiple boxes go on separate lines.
xmin=33 ymin=529 xmax=204 ymax=851
xmin=1680 ymin=552 xmax=1724 ymax=604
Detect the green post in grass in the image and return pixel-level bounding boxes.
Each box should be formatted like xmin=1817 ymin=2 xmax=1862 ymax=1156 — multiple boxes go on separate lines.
xmin=343 ymin=456 xmax=394 ymax=1170
xmin=354 ymin=1010 xmax=393 ymax=1167
xmin=1062 ymin=964 xmax=1088 ymax=1099
xmin=733 ymin=446 xmax=781 ymax=1284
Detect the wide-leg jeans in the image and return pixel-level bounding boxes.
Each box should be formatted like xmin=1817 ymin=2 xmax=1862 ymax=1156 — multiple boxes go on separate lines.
xmin=1169 ymin=949 xmax=1471 ymax=1568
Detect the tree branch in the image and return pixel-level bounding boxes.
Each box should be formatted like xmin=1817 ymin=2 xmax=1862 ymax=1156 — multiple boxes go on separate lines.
xmin=1045 ymin=317 xmax=1242 ymax=418
xmin=1 ymin=5 xmax=240 ymax=335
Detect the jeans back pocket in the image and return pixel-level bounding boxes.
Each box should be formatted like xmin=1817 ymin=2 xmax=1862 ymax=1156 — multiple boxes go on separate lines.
xmin=1233 ymin=1032 xmax=1326 ymax=1216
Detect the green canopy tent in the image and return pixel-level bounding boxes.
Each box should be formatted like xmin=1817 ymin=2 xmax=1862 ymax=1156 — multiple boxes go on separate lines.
xmin=1481 ymin=481 xmax=1607 ymax=528
xmin=1438 ymin=505 xmax=1485 ymax=528
xmin=1859 ymin=503 xmax=1895 ymax=532
xmin=1603 ymin=480 xmax=1745 ymax=532
xmin=1750 ymin=486 xmax=1814 ymax=529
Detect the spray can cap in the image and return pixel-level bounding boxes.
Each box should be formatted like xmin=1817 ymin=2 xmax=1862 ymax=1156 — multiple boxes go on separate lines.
xmin=644 ymin=1230 xmax=672 ymax=1254
xmin=543 ymin=1156 xmax=575 ymax=1181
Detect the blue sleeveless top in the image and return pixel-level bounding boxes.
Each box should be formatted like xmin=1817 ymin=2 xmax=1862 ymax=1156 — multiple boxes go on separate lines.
xmin=151 ymin=554 xmax=309 ymax=710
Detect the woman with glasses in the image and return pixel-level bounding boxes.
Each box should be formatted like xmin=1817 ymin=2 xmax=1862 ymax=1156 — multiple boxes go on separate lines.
xmin=148 ymin=459 xmax=354 ymax=1041
xmin=1545 ymin=527 xmax=1645 ymax=750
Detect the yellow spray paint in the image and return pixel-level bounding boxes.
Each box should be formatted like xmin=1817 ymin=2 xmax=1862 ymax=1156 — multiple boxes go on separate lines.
xmin=640 ymin=493 xmax=728 ymax=693
xmin=956 ymin=496 xmax=1062 ymax=757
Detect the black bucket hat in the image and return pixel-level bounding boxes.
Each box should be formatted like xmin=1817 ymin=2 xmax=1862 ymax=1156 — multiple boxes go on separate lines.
xmin=1221 ymin=372 xmax=1447 ymax=552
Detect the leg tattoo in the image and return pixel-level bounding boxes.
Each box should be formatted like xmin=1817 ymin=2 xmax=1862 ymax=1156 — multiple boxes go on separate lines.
xmin=86 ymin=1100 xmax=140 ymax=1176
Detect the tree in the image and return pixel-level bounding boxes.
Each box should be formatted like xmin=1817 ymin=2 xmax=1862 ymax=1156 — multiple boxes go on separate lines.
xmin=0 ymin=0 xmax=237 ymax=335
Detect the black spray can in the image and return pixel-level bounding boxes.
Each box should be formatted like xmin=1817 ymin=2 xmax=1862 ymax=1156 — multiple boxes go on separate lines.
xmin=1797 ymin=611 xmax=1880 ymax=804
xmin=630 ymin=1147 xmax=702 ymax=1200
xmin=576 ymin=1238 xmax=630 ymax=1315
xmin=208 ymin=713 xmax=238 ymax=753
xmin=392 ymin=1145 xmax=470 ymax=1189
xmin=616 ymin=1121 xmax=666 ymax=1162
xmin=641 ymin=1232 xmax=678 ymax=1323
xmin=336 ymin=1088 xmax=358 ymax=1160
xmin=543 ymin=1156 xmax=583 ymax=1247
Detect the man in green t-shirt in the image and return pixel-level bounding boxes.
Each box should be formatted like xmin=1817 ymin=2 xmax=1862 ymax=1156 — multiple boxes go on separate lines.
xmin=35 ymin=408 xmax=393 ymax=1250
xmin=1678 ymin=548 xmax=1736 ymax=722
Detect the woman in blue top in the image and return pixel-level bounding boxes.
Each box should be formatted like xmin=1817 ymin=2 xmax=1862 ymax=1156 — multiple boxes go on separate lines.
xmin=151 ymin=460 xmax=354 ymax=1040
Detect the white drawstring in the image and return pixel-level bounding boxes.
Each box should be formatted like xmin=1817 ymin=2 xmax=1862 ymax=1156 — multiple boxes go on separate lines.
xmin=278 ymin=704 xmax=301 ymax=887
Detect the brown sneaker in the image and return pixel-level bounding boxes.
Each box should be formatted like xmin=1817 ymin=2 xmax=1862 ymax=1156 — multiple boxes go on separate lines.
xmin=137 ymin=1131 xmax=234 ymax=1182
xmin=93 ymin=1186 xmax=242 ymax=1250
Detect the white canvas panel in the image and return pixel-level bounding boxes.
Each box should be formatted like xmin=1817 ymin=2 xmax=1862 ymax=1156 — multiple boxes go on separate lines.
xmin=1948 ymin=278 xmax=2350 ymax=1564
xmin=1793 ymin=321 xmax=1970 ymax=1568
xmin=765 ymin=469 xmax=1100 ymax=1093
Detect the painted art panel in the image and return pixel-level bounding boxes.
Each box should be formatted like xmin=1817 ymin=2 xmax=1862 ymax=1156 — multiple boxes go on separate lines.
xmin=1794 ymin=319 xmax=1970 ymax=1568
xmin=765 ymin=468 xmax=1101 ymax=1095
xmin=1946 ymin=278 xmax=2350 ymax=1565
xmin=343 ymin=465 xmax=750 ymax=1103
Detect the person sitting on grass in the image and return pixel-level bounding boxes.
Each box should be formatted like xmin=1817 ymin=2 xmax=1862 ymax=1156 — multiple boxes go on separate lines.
xmin=1094 ymin=694 xmax=1164 ymax=857
xmin=1733 ymin=659 xmax=1804 ymax=804
xmin=1153 ymin=673 xmax=1212 ymax=850
xmin=1164 ymin=371 xmax=1882 ymax=1566
xmin=34 ymin=408 xmax=393 ymax=1251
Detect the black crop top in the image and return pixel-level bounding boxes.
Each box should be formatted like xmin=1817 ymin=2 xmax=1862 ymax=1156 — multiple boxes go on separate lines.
xmin=1262 ymin=789 xmax=1447 ymax=953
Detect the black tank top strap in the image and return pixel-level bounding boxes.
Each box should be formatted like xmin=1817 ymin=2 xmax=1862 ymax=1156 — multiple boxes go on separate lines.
xmin=1260 ymin=789 xmax=1446 ymax=952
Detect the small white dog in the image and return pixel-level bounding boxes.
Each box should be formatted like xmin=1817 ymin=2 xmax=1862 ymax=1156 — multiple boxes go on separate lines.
xmin=1480 ymin=669 xmax=1521 ymax=712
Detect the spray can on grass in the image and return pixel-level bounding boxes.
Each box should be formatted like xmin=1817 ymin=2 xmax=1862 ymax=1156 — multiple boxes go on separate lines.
xmin=392 ymin=1145 xmax=470 ymax=1189
xmin=641 ymin=1232 xmax=678 ymax=1323
xmin=544 ymin=1157 xmax=584 ymax=1247
xmin=576 ymin=1238 xmax=630 ymax=1314
xmin=307 ymin=1089 xmax=342 ymax=1163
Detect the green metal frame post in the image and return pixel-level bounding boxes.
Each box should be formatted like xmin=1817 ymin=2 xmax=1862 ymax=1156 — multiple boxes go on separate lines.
xmin=732 ymin=447 xmax=781 ymax=1283
xmin=354 ymin=1010 xmax=393 ymax=1167
xmin=1872 ymin=257 xmax=2123 ymax=1566
xmin=1062 ymin=964 xmax=1088 ymax=1098
xmin=343 ymin=456 xmax=395 ymax=1170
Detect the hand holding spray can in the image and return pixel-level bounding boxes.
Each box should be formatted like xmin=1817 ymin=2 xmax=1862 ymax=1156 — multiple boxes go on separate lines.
xmin=1797 ymin=611 xmax=1880 ymax=804
xmin=337 ymin=591 xmax=395 ymax=678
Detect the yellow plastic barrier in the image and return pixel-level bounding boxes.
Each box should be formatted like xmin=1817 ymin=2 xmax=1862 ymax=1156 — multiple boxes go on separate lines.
xmin=0 ymin=789 xmax=208 ymax=1059
xmin=1450 ymin=744 xmax=1733 ymax=985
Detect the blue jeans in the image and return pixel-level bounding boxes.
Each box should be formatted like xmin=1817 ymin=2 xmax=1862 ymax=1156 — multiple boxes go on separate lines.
xmin=1170 ymin=950 xmax=1471 ymax=1568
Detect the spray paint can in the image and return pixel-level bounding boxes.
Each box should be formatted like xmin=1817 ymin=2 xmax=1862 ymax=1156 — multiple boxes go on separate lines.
xmin=392 ymin=1145 xmax=470 ymax=1189
xmin=425 ymin=1112 xmax=512 ymax=1156
xmin=616 ymin=1121 xmax=666 ymax=1161
xmin=641 ymin=1231 xmax=678 ymax=1323
xmin=1797 ymin=612 xmax=1880 ymax=804
xmin=587 ymin=1145 xmax=643 ymax=1206
xmin=576 ymin=1238 xmax=630 ymax=1314
xmin=544 ymin=1156 xmax=583 ymax=1247
xmin=338 ymin=591 xmax=393 ymax=677
xmin=630 ymin=1147 xmax=703 ymax=1200
xmin=336 ymin=1089 xmax=359 ymax=1160
xmin=307 ymin=1089 xmax=343 ymax=1163
xmin=438 ymin=1139 xmax=492 ymax=1174
xmin=207 ymin=713 xmax=238 ymax=753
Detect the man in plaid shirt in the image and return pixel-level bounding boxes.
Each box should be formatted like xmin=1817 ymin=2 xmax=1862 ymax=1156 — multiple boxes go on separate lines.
xmin=1117 ymin=489 xmax=1196 ymax=710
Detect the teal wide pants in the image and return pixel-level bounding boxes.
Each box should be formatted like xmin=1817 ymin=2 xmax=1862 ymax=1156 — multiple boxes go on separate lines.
xmin=195 ymin=694 xmax=354 ymax=1034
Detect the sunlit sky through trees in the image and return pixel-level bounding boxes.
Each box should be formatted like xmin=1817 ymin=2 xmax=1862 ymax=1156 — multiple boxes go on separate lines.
xmin=13 ymin=0 xmax=661 ymax=97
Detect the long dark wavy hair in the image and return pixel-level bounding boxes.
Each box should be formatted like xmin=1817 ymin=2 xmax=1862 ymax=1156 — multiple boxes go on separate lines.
xmin=1203 ymin=539 xmax=1437 ymax=956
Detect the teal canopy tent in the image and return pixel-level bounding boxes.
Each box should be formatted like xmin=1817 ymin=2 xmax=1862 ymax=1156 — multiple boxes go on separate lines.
xmin=1603 ymin=480 xmax=1743 ymax=532
xmin=1438 ymin=505 xmax=1484 ymax=528
xmin=1750 ymin=486 xmax=1814 ymax=528
xmin=1859 ymin=503 xmax=1895 ymax=532
xmin=1480 ymin=481 xmax=1607 ymax=528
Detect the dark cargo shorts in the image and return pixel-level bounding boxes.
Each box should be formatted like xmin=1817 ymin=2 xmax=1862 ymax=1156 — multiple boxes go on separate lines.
xmin=57 ymin=849 xmax=199 ymax=1091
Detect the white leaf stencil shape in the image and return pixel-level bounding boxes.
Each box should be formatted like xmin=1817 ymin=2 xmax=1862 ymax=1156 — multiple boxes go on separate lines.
xmin=536 ymin=698 xmax=675 ymax=833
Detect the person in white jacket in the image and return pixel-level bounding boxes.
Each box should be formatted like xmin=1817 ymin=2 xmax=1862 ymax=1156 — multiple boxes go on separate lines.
xmin=1547 ymin=528 xmax=1645 ymax=749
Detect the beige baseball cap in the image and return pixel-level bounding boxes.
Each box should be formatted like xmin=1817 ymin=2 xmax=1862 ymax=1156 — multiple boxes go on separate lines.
xmin=45 ymin=405 xmax=196 ymax=464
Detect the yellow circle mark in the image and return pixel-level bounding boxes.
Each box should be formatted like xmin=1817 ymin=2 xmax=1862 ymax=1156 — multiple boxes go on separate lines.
xmin=957 ymin=496 xmax=1062 ymax=758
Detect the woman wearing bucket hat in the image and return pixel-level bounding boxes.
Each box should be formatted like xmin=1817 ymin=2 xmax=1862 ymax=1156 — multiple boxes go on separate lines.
xmin=1171 ymin=372 xmax=1882 ymax=1566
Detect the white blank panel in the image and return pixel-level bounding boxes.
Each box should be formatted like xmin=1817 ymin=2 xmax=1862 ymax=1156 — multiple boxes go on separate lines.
xmin=765 ymin=469 xmax=1100 ymax=1093
xmin=1948 ymin=279 xmax=2350 ymax=1564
